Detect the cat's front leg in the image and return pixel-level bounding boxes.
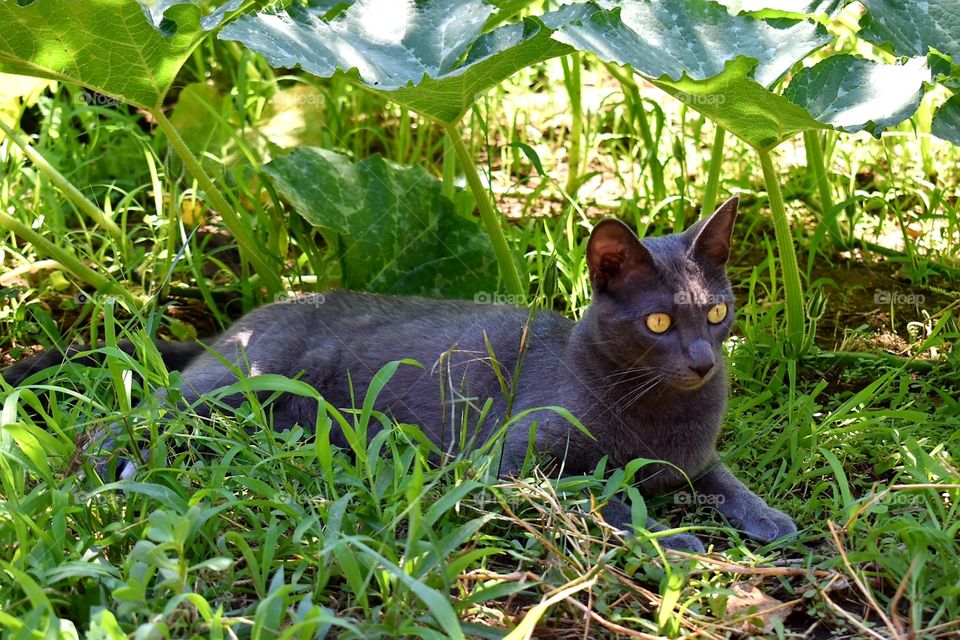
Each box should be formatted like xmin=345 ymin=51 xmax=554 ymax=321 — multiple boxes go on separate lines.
xmin=693 ymin=463 xmax=796 ymax=543
xmin=497 ymin=430 xmax=706 ymax=552
xmin=602 ymin=498 xmax=706 ymax=552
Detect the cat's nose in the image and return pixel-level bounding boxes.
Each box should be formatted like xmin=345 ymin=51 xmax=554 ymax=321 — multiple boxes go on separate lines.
xmin=690 ymin=362 xmax=714 ymax=378
xmin=687 ymin=340 xmax=715 ymax=378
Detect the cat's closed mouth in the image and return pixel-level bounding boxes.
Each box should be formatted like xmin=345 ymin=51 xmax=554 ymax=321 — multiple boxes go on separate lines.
xmin=665 ymin=370 xmax=717 ymax=391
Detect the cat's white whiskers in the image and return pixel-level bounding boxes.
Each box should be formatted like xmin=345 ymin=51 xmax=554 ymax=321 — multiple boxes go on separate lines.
xmin=617 ymin=375 xmax=665 ymax=411
xmin=594 ymin=371 xmax=659 ymax=391
xmin=593 ymin=366 xmax=661 ymax=391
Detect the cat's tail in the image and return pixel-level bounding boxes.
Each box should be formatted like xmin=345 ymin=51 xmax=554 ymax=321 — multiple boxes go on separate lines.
xmin=2 ymin=340 xmax=205 ymax=387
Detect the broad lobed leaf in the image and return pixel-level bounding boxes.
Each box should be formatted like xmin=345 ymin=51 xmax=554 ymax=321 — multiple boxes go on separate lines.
xmin=263 ymin=148 xmax=499 ymax=298
xmin=221 ymin=0 xmax=496 ymax=86
xmin=548 ymin=0 xmax=831 ymax=88
xmin=932 ymin=93 xmax=960 ymax=146
xmin=859 ymin=0 xmax=960 ymax=63
xmin=218 ymin=0 xmax=569 ymax=123
xmin=655 ymin=58 xmax=827 ymax=150
xmin=784 ymin=54 xmax=931 ymax=137
xmin=542 ymin=0 xmax=837 ymax=149
xmin=0 ymin=0 xmax=203 ymax=110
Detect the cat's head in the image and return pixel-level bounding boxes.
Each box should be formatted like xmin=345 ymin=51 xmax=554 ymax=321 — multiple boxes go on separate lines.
xmin=583 ymin=197 xmax=739 ymax=391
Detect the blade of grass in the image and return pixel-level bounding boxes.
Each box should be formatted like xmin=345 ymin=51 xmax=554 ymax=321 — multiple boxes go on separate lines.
xmin=351 ymin=539 xmax=466 ymax=640
xmin=504 ymin=568 xmax=599 ymax=640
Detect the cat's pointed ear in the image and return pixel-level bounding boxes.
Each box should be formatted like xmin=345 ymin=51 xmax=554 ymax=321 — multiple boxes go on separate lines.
xmin=587 ymin=219 xmax=654 ymax=291
xmin=686 ymin=196 xmax=739 ymax=267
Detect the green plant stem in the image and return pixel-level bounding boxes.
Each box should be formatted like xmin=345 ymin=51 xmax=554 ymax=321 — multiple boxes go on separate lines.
xmin=0 ymin=209 xmax=138 ymax=309
xmin=917 ymin=95 xmax=934 ymax=176
xmin=604 ymin=64 xmax=666 ymax=199
xmin=441 ymin=133 xmax=456 ymax=202
xmin=443 ymin=123 xmax=525 ymax=299
xmin=803 ymin=130 xmax=842 ymax=247
xmin=757 ymin=147 xmax=805 ymax=357
xmin=562 ymin=52 xmax=583 ymax=195
xmin=809 ymin=348 xmax=936 ymax=373
xmin=152 ymin=108 xmax=283 ymax=294
xmin=0 ymin=119 xmax=127 ymax=254
xmin=700 ymin=126 xmax=725 ymax=219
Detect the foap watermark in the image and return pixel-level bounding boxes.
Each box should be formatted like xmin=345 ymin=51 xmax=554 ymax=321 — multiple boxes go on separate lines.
xmin=673 ymin=491 xmax=725 ymax=506
xmin=273 ymin=291 xmax=327 ymax=306
xmin=74 ymin=291 xmax=122 ymax=305
xmin=674 ymin=291 xmax=726 ymax=306
xmin=474 ymin=291 xmax=526 ymax=305
xmin=874 ymin=492 xmax=928 ymax=508
xmin=675 ymin=92 xmax=726 ymax=107
xmin=874 ymin=290 xmax=925 ymax=306
xmin=295 ymin=93 xmax=325 ymax=107
xmin=76 ymin=92 xmax=122 ymax=107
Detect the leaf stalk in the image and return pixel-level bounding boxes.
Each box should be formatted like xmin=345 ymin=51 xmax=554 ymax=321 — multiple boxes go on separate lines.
xmin=0 ymin=119 xmax=128 ymax=256
xmin=0 ymin=209 xmax=138 ymax=309
xmin=757 ymin=147 xmax=806 ymax=357
xmin=803 ymin=130 xmax=841 ymax=247
xmin=152 ymin=108 xmax=283 ymax=294
xmin=443 ymin=123 xmax=526 ymax=300
xmin=700 ymin=126 xmax=726 ymax=219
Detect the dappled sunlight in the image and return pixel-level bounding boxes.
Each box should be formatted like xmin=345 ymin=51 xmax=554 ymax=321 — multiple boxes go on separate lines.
xmin=350 ymin=0 xmax=416 ymax=45
xmin=821 ymin=57 xmax=931 ymax=130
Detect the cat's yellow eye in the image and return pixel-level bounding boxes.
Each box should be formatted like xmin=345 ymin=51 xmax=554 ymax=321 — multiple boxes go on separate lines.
xmin=707 ymin=303 xmax=728 ymax=324
xmin=646 ymin=313 xmax=672 ymax=334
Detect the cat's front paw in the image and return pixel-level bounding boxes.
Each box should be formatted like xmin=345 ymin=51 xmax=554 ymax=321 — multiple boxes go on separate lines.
xmin=94 ymin=457 xmax=139 ymax=481
xmin=85 ymin=427 xmax=143 ymax=482
xmin=729 ymin=503 xmax=796 ymax=543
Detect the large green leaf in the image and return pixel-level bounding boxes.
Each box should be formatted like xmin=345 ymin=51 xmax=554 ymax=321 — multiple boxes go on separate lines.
xmin=655 ymin=57 xmax=826 ymax=150
xmin=169 ymin=82 xmax=230 ymax=172
xmin=263 ymin=148 xmax=499 ymax=297
xmin=548 ymin=0 xmax=831 ymax=88
xmin=783 ymin=54 xmax=931 ymax=136
xmin=386 ymin=16 xmax=572 ymax=122
xmin=859 ymin=0 xmax=960 ymax=62
xmin=0 ymin=0 xmax=203 ymax=110
xmin=217 ymin=0 xmax=571 ymax=123
xmin=544 ymin=1 xmax=830 ymax=149
xmin=548 ymin=2 xmax=931 ymax=148
xmin=932 ymin=94 xmax=960 ymax=146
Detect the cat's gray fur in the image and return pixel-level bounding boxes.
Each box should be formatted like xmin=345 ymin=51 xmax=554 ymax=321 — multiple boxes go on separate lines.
xmin=2 ymin=197 xmax=796 ymax=551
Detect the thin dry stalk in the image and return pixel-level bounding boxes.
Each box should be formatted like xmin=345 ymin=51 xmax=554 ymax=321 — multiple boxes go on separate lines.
xmin=562 ymin=596 xmax=662 ymax=639
xmin=828 ymin=521 xmax=902 ymax=640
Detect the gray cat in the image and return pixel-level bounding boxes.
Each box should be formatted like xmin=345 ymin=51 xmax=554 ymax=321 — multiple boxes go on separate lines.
xmin=3 ymin=197 xmax=795 ymax=551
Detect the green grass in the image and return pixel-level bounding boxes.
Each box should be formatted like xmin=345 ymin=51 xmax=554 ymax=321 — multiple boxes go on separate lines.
xmin=2 ymin=43 xmax=960 ymax=639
